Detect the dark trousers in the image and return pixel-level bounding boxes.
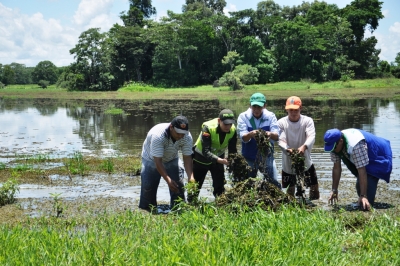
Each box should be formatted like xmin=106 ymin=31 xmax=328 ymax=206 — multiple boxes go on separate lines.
xmin=192 ymin=160 xmax=226 ymax=199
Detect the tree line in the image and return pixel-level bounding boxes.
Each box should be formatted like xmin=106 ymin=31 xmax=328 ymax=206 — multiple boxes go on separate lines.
xmin=1 ymin=0 xmax=400 ymax=91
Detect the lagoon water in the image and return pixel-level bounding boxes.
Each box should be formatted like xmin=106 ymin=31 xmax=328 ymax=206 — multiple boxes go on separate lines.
xmin=1 ymin=98 xmax=399 ymax=207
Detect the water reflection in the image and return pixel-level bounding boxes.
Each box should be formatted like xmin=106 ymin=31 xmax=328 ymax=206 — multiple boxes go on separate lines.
xmin=0 ymin=98 xmax=399 ymax=180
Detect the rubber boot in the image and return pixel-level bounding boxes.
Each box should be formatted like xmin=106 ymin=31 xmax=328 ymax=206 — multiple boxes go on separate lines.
xmin=309 ymin=184 xmax=320 ymax=200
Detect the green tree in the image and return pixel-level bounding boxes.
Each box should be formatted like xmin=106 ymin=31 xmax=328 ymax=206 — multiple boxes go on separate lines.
xmin=395 ymin=52 xmax=400 ymax=66
xmin=120 ymin=0 xmax=156 ymax=27
xmin=237 ymin=36 xmax=276 ymax=83
xmin=183 ymin=0 xmax=226 ymax=15
xmin=254 ymin=0 xmax=283 ymax=48
xmin=1 ymin=65 xmax=15 ymax=85
xmin=32 ymin=61 xmax=58 ymax=84
xmin=341 ymin=0 xmax=383 ymax=42
xmin=108 ymin=24 xmax=153 ymax=83
xmin=8 ymin=63 xmax=32 ymax=84
xmin=69 ymin=28 xmax=115 ymax=91
xmin=391 ymin=52 xmax=400 ymax=78
xmin=151 ymin=11 xmax=213 ymax=86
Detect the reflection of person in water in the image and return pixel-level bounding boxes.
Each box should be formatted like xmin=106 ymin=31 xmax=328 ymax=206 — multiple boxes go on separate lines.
xmin=139 ymin=116 xmax=194 ymax=211
xmin=324 ymin=128 xmax=392 ymax=211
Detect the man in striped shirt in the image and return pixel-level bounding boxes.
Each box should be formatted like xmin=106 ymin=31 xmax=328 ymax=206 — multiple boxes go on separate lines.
xmin=139 ymin=116 xmax=194 ymax=211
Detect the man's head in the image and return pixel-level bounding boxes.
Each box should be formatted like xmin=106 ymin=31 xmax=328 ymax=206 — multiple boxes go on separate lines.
xmin=250 ymin=93 xmax=266 ymax=118
xmin=324 ymin=129 xmax=342 ymax=152
xmin=285 ymin=96 xmax=302 ymax=110
xmin=250 ymin=93 xmax=266 ymax=107
xmin=218 ymin=109 xmax=235 ymax=132
xmin=285 ymin=96 xmax=302 ymax=122
xmin=170 ymin=116 xmax=189 ymax=139
xmin=219 ymin=109 xmax=235 ymax=124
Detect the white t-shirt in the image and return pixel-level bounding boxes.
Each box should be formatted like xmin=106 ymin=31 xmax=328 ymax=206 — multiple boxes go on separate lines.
xmin=277 ymin=115 xmax=315 ymax=174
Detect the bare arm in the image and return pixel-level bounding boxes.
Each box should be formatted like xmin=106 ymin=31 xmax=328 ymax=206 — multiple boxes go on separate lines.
xmin=183 ymin=154 xmax=195 ymax=183
xmin=154 ymin=157 xmax=179 ymax=193
xmin=328 ymin=161 xmax=342 ymax=204
xmin=357 ymin=166 xmax=370 ymax=210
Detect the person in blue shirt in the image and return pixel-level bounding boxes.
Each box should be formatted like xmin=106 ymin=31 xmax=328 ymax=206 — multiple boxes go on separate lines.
xmin=237 ymin=93 xmax=281 ymax=188
xmin=324 ymin=128 xmax=392 ymax=210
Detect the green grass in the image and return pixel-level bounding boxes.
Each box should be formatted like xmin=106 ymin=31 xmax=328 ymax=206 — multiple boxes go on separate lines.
xmin=2 ymin=78 xmax=399 ymax=101
xmin=0 ymin=206 xmax=399 ymax=265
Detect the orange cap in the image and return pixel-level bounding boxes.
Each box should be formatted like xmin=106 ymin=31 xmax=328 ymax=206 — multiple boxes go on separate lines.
xmin=285 ymin=96 xmax=302 ymax=110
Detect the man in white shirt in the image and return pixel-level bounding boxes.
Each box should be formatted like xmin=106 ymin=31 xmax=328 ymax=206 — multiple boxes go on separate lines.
xmin=277 ymin=96 xmax=320 ymax=200
xmin=139 ymin=116 xmax=194 ymax=211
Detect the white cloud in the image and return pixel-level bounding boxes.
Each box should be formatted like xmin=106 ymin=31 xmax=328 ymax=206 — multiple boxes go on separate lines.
xmin=389 ymin=22 xmax=400 ymax=34
xmin=0 ymin=1 xmax=124 ymax=67
xmin=224 ymin=4 xmax=237 ymax=16
xmin=0 ymin=3 xmax=78 ymax=66
xmin=370 ymin=27 xmax=400 ymax=64
xmin=73 ymin=0 xmax=114 ymax=26
xmin=382 ymin=9 xmax=390 ymax=19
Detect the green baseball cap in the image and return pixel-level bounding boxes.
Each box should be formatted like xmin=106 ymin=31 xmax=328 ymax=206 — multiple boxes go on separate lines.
xmin=250 ymin=93 xmax=266 ymax=107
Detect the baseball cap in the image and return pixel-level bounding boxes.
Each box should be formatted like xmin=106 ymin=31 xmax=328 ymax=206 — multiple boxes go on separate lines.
xmin=324 ymin=129 xmax=342 ymax=152
xmin=219 ymin=109 xmax=235 ymax=125
xmin=285 ymin=96 xmax=302 ymax=110
xmin=250 ymin=93 xmax=266 ymax=107
xmin=171 ymin=116 xmax=189 ymax=135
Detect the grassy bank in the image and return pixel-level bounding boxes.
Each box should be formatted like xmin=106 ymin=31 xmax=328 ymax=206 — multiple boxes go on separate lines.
xmin=2 ymin=78 xmax=400 ymax=101
xmin=1 ymin=206 xmax=399 ymax=265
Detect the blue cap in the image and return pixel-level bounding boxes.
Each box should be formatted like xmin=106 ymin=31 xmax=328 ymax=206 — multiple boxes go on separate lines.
xmin=324 ymin=129 xmax=342 ymax=152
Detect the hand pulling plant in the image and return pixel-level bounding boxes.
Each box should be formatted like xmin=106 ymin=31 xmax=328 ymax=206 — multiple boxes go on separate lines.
xmin=227 ymin=153 xmax=251 ymax=183
xmin=254 ymin=129 xmax=273 ymax=180
xmin=289 ymin=149 xmax=309 ymax=202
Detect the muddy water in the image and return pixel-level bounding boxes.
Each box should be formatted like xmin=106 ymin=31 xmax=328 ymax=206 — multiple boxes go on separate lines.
xmin=0 ymin=98 xmax=399 ymax=218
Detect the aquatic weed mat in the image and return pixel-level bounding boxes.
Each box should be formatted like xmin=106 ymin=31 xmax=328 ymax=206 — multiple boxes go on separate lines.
xmin=216 ymin=178 xmax=297 ymax=211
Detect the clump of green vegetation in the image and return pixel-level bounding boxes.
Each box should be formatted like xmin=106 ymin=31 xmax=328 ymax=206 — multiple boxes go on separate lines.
xmin=100 ymin=157 xmax=114 ymax=174
xmin=64 ymin=151 xmax=87 ymax=176
xmin=104 ymin=107 xmax=124 ymax=115
xmin=119 ymin=81 xmax=164 ymax=92
xmin=50 ymin=192 xmax=64 ymax=218
xmin=0 ymin=178 xmax=19 ymax=206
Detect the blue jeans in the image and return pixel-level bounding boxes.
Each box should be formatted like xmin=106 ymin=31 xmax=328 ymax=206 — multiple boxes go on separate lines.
xmin=356 ymin=174 xmax=379 ymax=206
xmin=139 ymin=157 xmax=185 ymax=210
xmin=246 ymin=156 xmax=281 ymax=189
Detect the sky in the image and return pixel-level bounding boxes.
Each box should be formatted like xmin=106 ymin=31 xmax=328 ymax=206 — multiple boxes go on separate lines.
xmin=0 ymin=0 xmax=399 ymax=67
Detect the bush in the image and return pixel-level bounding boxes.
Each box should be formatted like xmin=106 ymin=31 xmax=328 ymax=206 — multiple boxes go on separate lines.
xmin=0 ymin=178 xmax=19 ymax=206
xmin=38 ymin=80 xmax=50 ymax=89
xmin=219 ymin=72 xmax=244 ymax=90
xmin=219 ymin=64 xmax=259 ymax=90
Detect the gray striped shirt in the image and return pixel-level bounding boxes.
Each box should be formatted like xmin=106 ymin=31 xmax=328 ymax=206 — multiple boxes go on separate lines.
xmin=141 ymin=123 xmax=193 ymax=162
